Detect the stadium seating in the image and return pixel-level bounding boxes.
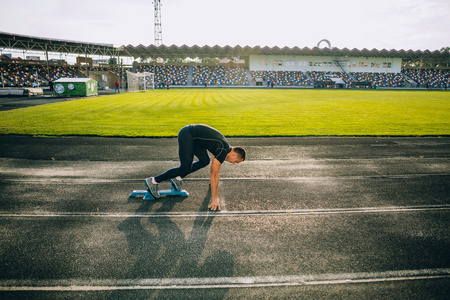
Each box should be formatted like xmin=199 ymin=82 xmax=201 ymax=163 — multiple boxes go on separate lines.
xmin=403 ymin=69 xmax=450 ymax=88
xmin=193 ymin=66 xmax=249 ymax=85
xmin=110 ymin=67 xmax=127 ymax=81
xmin=0 ymin=64 xmax=45 ymax=87
xmin=251 ymin=70 xmax=310 ymax=86
xmin=1 ymin=62 xmax=448 ymax=89
xmin=137 ymin=65 xmax=188 ymax=86
xmin=0 ymin=64 xmax=79 ymax=87
xmin=352 ymin=72 xmax=406 ymax=87
xmin=45 ymin=66 xmax=79 ymax=82
xmin=308 ymin=71 xmax=352 ymax=86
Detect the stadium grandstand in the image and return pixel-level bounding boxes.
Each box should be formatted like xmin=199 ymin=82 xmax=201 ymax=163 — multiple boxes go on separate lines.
xmin=1 ymin=31 xmax=449 ymax=91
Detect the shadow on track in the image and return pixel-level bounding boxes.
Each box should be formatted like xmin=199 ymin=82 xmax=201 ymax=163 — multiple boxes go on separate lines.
xmin=112 ymin=186 xmax=234 ymax=299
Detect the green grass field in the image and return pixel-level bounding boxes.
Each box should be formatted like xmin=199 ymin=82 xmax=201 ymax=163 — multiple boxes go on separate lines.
xmin=0 ymin=89 xmax=448 ymax=137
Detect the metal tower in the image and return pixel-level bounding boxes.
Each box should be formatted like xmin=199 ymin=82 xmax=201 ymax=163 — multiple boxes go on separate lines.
xmin=154 ymin=0 xmax=163 ymax=46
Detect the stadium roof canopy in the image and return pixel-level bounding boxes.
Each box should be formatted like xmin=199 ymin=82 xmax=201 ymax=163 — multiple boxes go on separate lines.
xmin=123 ymin=43 xmax=449 ymax=62
xmin=1 ymin=32 xmax=449 ymax=67
xmin=0 ymin=32 xmax=123 ymax=56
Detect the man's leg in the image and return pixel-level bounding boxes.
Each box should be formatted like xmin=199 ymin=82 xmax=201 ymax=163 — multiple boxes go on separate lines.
xmin=145 ymin=126 xmax=193 ymax=197
xmin=154 ymin=126 xmax=195 ymax=182
xmin=190 ymin=144 xmax=210 ymax=173
xmin=145 ymin=126 xmax=212 ymax=196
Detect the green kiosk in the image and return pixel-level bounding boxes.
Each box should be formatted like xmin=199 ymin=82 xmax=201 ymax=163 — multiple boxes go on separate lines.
xmin=54 ymin=78 xmax=98 ymax=97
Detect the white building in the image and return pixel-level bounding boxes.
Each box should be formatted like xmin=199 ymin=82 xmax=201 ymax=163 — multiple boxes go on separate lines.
xmin=249 ymin=55 xmax=402 ymax=73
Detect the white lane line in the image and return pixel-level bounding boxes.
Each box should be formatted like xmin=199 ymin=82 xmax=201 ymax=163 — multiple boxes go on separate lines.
xmin=1 ymin=173 xmax=448 ymax=183
xmin=1 ymin=205 xmax=449 ymax=219
xmin=0 ymin=268 xmax=449 ymax=291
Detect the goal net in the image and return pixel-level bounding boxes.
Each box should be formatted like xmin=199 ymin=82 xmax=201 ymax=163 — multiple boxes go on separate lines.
xmin=126 ymin=71 xmax=154 ymax=92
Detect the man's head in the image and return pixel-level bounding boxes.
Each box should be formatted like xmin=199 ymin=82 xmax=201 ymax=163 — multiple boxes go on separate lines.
xmin=226 ymin=146 xmax=246 ymax=164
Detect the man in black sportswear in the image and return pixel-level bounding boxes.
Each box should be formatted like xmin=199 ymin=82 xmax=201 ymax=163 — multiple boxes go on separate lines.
xmin=145 ymin=124 xmax=246 ymax=210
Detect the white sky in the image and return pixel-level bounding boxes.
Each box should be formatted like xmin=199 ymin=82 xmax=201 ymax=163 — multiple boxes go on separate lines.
xmin=0 ymin=0 xmax=449 ymax=51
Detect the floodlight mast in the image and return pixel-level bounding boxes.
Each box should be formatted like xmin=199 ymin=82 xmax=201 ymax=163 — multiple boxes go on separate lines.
xmin=154 ymin=0 xmax=163 ymax=46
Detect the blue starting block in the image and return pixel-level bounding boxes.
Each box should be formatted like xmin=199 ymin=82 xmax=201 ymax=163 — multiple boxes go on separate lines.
xmin=129 ymin=187 xmax=189 ymax=200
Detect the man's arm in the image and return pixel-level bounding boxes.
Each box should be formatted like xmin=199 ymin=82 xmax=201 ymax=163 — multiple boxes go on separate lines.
xmin=208 ymin=156 xmax=222 ymax=211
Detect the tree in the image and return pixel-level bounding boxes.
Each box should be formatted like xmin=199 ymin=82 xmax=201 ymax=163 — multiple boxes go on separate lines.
xmin=108 ymin=57 xmax=117 ymax=65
